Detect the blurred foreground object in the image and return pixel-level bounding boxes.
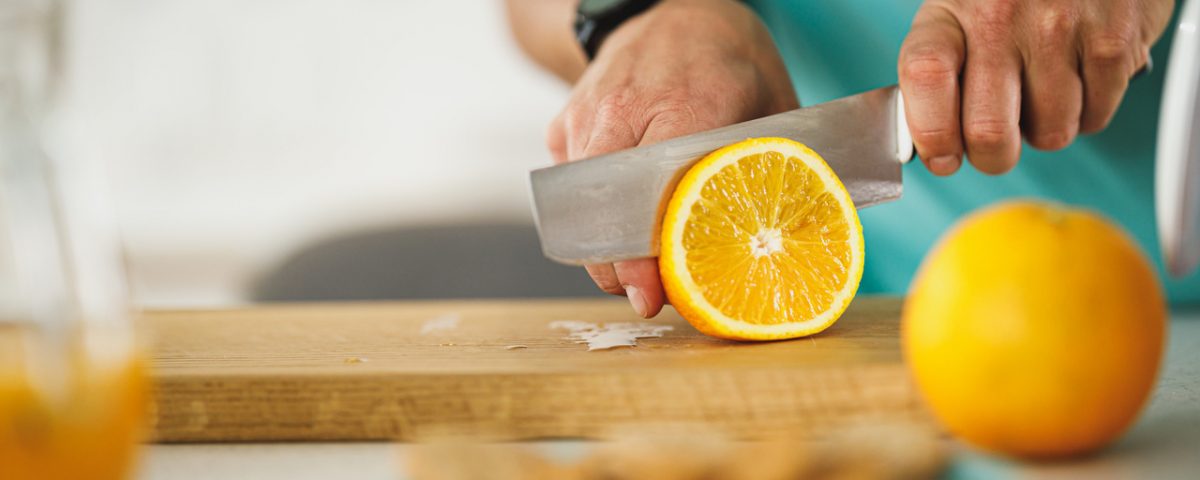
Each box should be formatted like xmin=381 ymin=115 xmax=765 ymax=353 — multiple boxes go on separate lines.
xmin=406 ymin=423 xmax=946 ymax=480
xmin=904 ymin=200 xmax=1165 ymax=458
xmin=0 ymin=1 xmax=149 ymax=478
xmin=1156 ymin=0 xmax=1200 ymax=278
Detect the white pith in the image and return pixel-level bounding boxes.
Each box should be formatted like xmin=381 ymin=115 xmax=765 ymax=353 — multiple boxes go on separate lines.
xmin=750 ymin=228 xmax=784 ymax=258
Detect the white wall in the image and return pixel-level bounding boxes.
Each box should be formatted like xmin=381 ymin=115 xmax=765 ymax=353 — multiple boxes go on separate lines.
xmin=50 ymin=0 xmax=568 ymax=306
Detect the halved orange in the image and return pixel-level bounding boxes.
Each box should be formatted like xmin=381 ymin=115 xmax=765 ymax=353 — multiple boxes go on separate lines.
xmin=659 ymin=137 xmax=864 ymax=340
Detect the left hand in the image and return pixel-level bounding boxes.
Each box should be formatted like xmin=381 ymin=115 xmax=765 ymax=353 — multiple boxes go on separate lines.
xmin=898 ymin=0 xmax=1175 ymax=176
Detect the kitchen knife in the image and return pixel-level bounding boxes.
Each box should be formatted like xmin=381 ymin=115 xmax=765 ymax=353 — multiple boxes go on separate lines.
xmin=529 ymin=84 xmax=913 ymax=266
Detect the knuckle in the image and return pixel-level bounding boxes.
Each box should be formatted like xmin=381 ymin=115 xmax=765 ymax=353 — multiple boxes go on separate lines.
xmin=602 ymin=286 xmax=626 ymax=296
xmin=646 ymin=100 xmax=700 ymax=129
xmin=595 ymin=280 xmax=625 ymax=296
xmin=901 ymin=47 xmax=961 ymax=87
xmin=911 ymin=127 xmax=959 ymax=149
xmin=647 ymin=88 xmax=704 ymax=118
xmin=1085 ymin=34 xmax=1133 ymax=65
xmin=595 ymin=90 xmax=643 ymax=118
xmin=650 ymin=86 xmax=694 ymax=106
xmin=584 ymin=265 xmax=622 ymax=294
xmin=590 ymin=275 xmax=623 ymax=295
xmin=593 ymin=91 xmax=637 ymax=126
xmin=1034 ymin=7 xmax=1077 ymax=44
xmin=964 ymin=120 xmax=1014 ymax=153
xmin=972 ymin=0 xmax=1019 ymax=35
xmin=643 ymin=86 xmax=727 ymax=133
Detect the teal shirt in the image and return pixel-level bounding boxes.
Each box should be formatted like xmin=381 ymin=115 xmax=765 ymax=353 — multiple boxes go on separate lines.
xmin=749 ymin=0 xmax=1200 ymax=305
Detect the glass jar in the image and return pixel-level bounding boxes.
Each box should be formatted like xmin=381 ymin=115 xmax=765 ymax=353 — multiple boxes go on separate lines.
xmin=0 ymin=1 xmax=150 ymax=479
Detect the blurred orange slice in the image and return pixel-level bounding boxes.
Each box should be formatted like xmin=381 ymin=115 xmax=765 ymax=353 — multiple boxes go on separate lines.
xmin=659 ymin=137 xmax=864 ymax=340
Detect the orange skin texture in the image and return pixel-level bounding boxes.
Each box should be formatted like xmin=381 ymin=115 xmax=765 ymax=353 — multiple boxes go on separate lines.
xmin=903 ymin=200 xmax=1166 ymax=458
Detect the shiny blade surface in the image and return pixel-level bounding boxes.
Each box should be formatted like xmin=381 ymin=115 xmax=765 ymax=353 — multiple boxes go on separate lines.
xmin=530 ymin=85 xmax=906 ymax=265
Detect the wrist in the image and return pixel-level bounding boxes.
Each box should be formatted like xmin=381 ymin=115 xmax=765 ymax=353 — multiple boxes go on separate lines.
xmin=574 ymin=0 xmax=662 ymax=61
xmin=594 ymin=0 xmax=767 ymax=61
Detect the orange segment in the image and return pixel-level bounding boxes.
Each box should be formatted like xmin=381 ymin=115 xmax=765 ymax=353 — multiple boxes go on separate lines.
xmin=660 ymin=138 xmax=863 ymax=340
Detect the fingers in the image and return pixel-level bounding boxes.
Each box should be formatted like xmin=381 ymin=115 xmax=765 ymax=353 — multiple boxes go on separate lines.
xmin=614 ymin=259 xmax=665 ymax=318
xmin=575 ymin=118 xmax=657 ymax=315
xmin=1020 ymin=10 xmax=1083 ymax=151
xmin=584 ymin=263 xmax=625 ymax=295
xmin=576 ymin=102 xmax=709 ymax=317
xmin=897 ymin=1 xmax=1166 ymax=172
xmin=568 ymin=94 xmax=676 ymax=317
xmin=600 ymin=109 xmax=713 ymax=318
xmin=898 ymin=5 xmax=966 ymax=176
xmin=960 ymin=10 xmax=1023 ymax=175
xmin=1079 ymin=34 xmax=1139 ymax=133
xmin=584 ymin=260 xmax=665 ymax=318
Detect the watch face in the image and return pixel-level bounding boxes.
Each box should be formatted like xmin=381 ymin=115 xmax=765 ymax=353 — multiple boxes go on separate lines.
xmin=578 ymin=0 xmax=628 ymax=17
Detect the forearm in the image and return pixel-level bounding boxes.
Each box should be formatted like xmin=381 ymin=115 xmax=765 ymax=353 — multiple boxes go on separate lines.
xmin=504 ymin=0 xmax=588 ymax=83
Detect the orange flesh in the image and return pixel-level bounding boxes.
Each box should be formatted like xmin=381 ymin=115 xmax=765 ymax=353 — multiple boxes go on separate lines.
xmin=681 ymin=151 xmax=854 ymax=325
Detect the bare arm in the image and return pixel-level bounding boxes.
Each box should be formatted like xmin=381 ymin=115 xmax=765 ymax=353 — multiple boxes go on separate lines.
xmin=503 ymin=0 xmax=587 ymax=82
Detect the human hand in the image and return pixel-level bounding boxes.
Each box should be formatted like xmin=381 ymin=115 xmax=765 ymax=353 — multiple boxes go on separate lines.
xmin=546 ymin=0 xmax=797 ymax=317
xmin=898 ymin=0 xmax=1175 ymax=175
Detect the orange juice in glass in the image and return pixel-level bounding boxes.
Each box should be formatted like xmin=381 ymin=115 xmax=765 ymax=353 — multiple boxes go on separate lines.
xmin=0 ymin=153 xmax=150 ymax=478
xmin=0 ymin=163 xmax=151 ymax=480
xmin=2 ymin=1 xmax=150 ymax=473
xmin=0 ymin=324 xmax=149 ymax=480
xmin=0 ymin=178 xmax=152 ymax=480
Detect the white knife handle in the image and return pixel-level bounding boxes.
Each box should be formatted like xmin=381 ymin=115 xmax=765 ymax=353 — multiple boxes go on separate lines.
xmin=1156 ymin=0 xmax=1200 ymax=278
xmin=896 ymin=90 xmax=914 ymax=164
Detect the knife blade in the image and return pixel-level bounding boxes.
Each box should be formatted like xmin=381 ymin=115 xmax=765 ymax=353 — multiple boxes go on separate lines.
xmin=529 ymin=84 xmax=913 ymax=266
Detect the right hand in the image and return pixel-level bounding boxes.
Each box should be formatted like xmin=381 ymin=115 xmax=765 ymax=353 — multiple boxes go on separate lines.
xmin=547 ymin=0 xmax=798 ymax=318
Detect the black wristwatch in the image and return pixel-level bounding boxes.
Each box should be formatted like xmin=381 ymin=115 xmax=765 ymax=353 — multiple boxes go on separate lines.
xmin=574 ymin=0 xmax=662 ymax=61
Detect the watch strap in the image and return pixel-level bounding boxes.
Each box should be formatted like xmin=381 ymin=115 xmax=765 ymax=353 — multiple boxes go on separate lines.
xmin=575 ymin=0 xmax=661 ymax=60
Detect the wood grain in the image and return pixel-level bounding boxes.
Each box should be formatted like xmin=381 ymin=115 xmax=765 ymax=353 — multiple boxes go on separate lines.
xmin=143 ymin=296 xmax=933 ymax=442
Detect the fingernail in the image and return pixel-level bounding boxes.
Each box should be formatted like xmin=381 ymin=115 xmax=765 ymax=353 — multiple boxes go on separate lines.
xmin=929 ymin=155 xmax=960 ymax=175
xmin=624 ymin=285 xmax=648 ymax=318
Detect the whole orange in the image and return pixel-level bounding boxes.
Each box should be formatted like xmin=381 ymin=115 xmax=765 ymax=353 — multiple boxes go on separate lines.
xmin=903 ymin=200 xmax=1166 ymax=458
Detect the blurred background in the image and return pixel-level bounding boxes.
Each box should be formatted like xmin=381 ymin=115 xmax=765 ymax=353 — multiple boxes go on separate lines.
xmin=36 ymin=0 xmax=600 ymax=307
xmin=17 ymin=0 xmax=1197 ymax=310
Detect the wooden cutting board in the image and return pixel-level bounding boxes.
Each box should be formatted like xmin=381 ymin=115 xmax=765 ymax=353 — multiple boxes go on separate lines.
xmin=144 ymin=296 xmax=932 ymax=442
